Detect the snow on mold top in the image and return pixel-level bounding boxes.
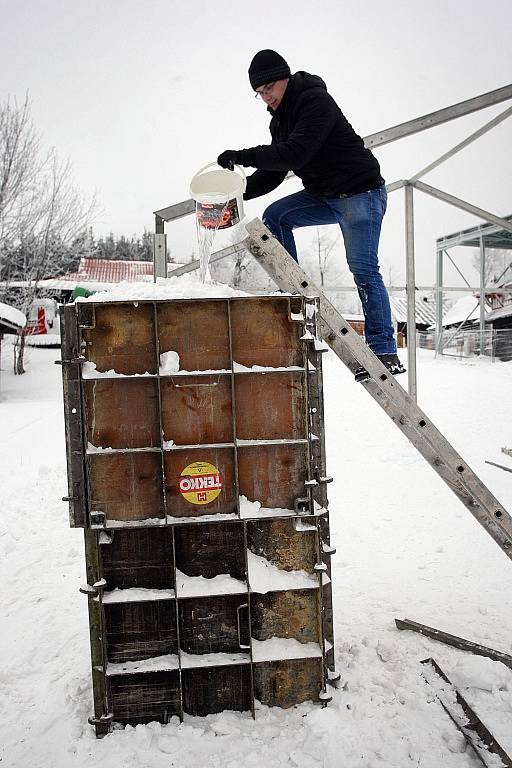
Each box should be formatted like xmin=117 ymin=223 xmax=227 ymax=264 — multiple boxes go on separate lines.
xmin=73 ymin=276 xmax=294 ymax=304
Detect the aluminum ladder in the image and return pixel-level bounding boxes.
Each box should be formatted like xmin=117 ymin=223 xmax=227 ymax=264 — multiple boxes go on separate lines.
xmin=243 ymin=218 xmax=512 ymax=562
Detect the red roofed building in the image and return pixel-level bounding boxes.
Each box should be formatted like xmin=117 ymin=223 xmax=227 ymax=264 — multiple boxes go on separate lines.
xmin=61 ymin=258 xmax=154 ymax=284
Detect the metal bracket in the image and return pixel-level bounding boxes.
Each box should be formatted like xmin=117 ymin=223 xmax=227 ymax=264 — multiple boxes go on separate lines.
xmin=88 ymin=713 xmax=114 ymax=727
xmin=80 ymin=584 xmax=98 ymax=597
xmin=90 ymin=510 xmax=106 ymax=529
xmin=294 ymin=496 xmax=311 ymax=514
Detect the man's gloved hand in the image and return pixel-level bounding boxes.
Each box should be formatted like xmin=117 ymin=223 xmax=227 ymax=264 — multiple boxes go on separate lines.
xmin=217 ymin=150 xmax=240 ymax=171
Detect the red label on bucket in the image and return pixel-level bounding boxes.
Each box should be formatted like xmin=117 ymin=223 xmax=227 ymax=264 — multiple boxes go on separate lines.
xmin=196 ymin=199 xmax=240 ymax=230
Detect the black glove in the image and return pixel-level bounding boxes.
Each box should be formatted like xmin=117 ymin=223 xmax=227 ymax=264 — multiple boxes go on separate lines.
xmin=217 ymin=150 xmax=240 ymax=171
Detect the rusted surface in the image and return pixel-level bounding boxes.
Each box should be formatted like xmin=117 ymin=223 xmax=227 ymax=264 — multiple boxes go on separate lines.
xmin=157 ymin=300 xmax=230 ymax=371
xmin=174 ymin=522 xmax=245 ymax=580
xmin=237 ymin=444 xmax=307 ymax=509
xmin=164 ymin=447 xmax=236 ymax=518
xmin=104 ymin=601 xmax=178 ymax=663
xmin=253 ymin=658 xmax=321 ymax=708
xmin=234 ymin=372 xmax=306 ymax=441
xmin=84 ymin=379 xmax=160 ymax=449
xmin=230 ymin=298 xmax=303 ymax=368
xmin=251 ymin=590 xmax=320 ymax=644
xmin=247 ymin=519 xmax=316 ymax=571
xmin=179 ymin=595 xmax=250 ymax=654
xmin=88 ymin=452 xmax=164 ymax=522
xmin=182 ymin=666 xmax=251 ymax=716
xmin=101 ymin=529 xmax=174 ymax=590
xmin=161 ymin=375 xmax=233 ymax=445
xmin=109 ymin=671 xmax=181 ymax=725
xmin=80 ymin=304 xmax=157 ymax=375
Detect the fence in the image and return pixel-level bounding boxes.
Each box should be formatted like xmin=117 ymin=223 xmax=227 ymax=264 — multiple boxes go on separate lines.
xmin=416 ymin=328 xmax=512 ymax=361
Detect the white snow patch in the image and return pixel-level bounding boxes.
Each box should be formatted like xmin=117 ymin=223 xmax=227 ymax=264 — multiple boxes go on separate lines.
xmin=247 ymin=551 xmax=318 ymax=594
xmin=252 ymin=637 xmax=323 ymax=662
xmin=159 ymin=350 xmax=180 ymax=373
xmin=102 ymin=588 xmax=176 ymax=604
xmin=175 ymin=569 xmax=246 ymax=598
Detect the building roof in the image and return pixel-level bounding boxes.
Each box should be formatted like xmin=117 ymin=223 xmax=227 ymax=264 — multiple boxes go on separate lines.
xmin=60 ymin=258 xmax=154 ymax=283
xmin=441 ymin=295 xmax=488 ymax=327
xmin=0 ymin=301 xmax=26 ymax=333
xmin=487 ymin=303 xmax=512 ymax=322
xmin=389 ymin=295 xmax=441 ymax=326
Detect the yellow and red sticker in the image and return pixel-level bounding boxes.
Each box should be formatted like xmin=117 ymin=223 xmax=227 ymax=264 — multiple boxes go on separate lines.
xmin=178 ymin=461 xmax=223 ymax=505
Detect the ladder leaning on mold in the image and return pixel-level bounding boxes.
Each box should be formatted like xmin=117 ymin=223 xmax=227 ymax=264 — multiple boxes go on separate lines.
xmin=242 ymin=218 xmax=512 ymax=563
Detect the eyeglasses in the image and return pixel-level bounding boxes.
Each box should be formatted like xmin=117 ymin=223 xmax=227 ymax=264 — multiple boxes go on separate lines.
xmin=254 ymin=82 xmax=276 ymax=99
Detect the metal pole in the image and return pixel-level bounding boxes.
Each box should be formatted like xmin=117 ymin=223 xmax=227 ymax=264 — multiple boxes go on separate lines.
xmin=153 ymin=233 xmax=167 ymax=281
xmin=435 ymin=249 xmax=444 ymax=356
xmin=410 ymin=104 xmax=512 ymax=182
xmin=479 ymin=236 xmax=486 ymax=355
xmin=404 ymin=184 xmax=417 ymax=400
xmin=413 ymin=181 xmax=512 ymax=233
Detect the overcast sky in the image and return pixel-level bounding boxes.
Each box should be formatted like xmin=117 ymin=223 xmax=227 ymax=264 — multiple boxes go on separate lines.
xmin=2 ymin=0 xmax=511 ymax=284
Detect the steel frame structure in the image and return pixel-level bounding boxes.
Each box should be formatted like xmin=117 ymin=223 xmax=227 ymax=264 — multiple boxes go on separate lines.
xmin=153 ymin=83 xmax=512 ymax=402
xmin=435 ymin=215 xmax=512 ymax=357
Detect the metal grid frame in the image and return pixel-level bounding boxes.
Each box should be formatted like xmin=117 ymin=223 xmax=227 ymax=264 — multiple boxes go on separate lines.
xmin=60 ymin=295 xmax=336 ymax=735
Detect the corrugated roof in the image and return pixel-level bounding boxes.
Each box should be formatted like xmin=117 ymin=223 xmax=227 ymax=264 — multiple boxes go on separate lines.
xmin=60 ymin=258 xmax=153 ymax=283
xmin=487 ymin=303 xmax=512 ymax=322
xmin=389 ymin=296 xmax=440 ymax=326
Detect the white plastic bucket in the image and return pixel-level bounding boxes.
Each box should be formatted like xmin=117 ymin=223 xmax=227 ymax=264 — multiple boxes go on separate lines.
xmin=190 ymin=163 xmax=246 ymax=230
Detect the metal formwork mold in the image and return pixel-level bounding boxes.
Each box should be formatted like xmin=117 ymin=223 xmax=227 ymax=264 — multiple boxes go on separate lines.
xmin=60 ymin=295 xmax=336 ymax=734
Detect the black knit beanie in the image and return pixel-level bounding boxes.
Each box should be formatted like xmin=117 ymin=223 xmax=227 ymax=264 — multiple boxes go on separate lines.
xmin=248 ymin=50 xmax=291 ymax=90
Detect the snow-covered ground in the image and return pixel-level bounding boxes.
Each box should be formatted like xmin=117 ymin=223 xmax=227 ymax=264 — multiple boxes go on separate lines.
xmin=1 ymin=325 xmax=512 ymax=768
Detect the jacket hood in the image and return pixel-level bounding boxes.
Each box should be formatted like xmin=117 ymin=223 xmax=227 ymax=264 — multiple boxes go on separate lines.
xmin=268 ymin=71 xmax=327 ymax=116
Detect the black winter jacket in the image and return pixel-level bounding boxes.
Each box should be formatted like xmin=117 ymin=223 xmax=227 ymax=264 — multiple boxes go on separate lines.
xmin=239 ymin=72 xmax=383 ymax=201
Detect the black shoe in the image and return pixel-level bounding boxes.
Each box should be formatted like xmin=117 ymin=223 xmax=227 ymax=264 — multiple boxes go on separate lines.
xmin=354 ymin=353 xmax=406 ymax=382
xmin=377 ymin=353 xmax=406 ymax=376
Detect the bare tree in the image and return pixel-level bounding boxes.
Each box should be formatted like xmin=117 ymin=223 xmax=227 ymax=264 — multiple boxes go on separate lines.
xmin=0 ymin=94 xmax=98 ymax=373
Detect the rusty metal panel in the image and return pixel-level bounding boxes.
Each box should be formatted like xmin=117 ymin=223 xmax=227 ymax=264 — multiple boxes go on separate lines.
xmin=164 ymin=447 xmax=236 ymax=518
xmin=84 ymin=379 xmax=161 ymax=449
xmin=179 ymin=596 xmax=250 ymax=654
xmin=79 ymin=303 xmax=157 ymax=375
xmin=251 ymin=590 xmax=320 ymax=644
xmin=174 ymin=522 xmax=245 ymax=580
xmin=88 ymin=452 xmax=165 ymax=522
xmin=157 ymin=300 xmax=230 ymax=371
xmin=238 ymin=444 xmax=307 ymax=509
xmin=253 ymin=658 xmax=322 ymax=708
xmin=104 ymin=602 xmax=178 ymax=663
xmin=230 ymin=297 xmax=303 ymax=368
xmin=101 ymin=529 xmax=174 ymax=590
xmin=182 ymin=666 xmax=251 ymax=716
xmin=247 ymin=519 xmax=316 ymax=571
xmin=61 ymin=296 xmax=335 ymax=730
xmin=161 ymin=375 xmax=233 ymax=445
xmin=234 ymin=372 xmax=306 ymax=441
xmin=108 ymin=671 xmax=181 ymax=725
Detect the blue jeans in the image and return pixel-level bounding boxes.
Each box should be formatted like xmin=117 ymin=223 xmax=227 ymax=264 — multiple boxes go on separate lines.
xmin=262 ymin=186 xmax=396 ymax=355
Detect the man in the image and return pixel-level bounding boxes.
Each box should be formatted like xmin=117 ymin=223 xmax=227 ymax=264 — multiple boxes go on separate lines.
xmin=217 ymin=49 xmax=405 ymax=377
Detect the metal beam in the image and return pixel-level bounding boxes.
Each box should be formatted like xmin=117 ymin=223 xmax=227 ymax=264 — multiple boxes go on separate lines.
xmin=404 ymin=184 xmax=417 ymax=400
xmin=413 ymin=181 xmax=512 ymax=233
xmin=395 ymin=618 xmax=512 ymax=668
xmin=364 ymin=83 xmax=512 ymax=149
xmin=410 ymin=104 xmax=512 ymax=182
xmin=154 ymin=84 xmax=512 ymax=224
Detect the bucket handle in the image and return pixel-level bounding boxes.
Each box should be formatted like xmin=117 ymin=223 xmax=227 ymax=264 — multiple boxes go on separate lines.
xmin=193 ymin=161 xmax=247 ymax=192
